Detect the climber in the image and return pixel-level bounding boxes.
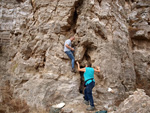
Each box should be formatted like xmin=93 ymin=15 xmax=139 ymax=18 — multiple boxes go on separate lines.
xmin=76 ymin=61 xmax=100 ymax=111
xmin=64 ymin=36 xmax=76 ymax=73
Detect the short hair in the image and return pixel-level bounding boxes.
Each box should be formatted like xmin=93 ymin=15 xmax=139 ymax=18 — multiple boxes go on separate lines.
xmin=86 ymin=62 xmax=91 ymax=67
xmin=70 ymin=36 xmax=75 ymax=39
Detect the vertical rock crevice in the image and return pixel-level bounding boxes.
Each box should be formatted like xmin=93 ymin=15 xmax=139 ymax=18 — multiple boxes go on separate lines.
xmin=79 ymin=67 xmax=84 ymax=94
xmin=78 ymin=46 xmax=93 ymax=94
xmin=65 ymin=0 xmax=84 ymax=37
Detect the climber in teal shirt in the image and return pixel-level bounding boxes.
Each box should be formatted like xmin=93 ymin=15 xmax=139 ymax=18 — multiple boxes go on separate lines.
xmin=76 ymin=61 xmax=100 ymax=111
xmin=84 ymin=67 xmax=95 ymax=86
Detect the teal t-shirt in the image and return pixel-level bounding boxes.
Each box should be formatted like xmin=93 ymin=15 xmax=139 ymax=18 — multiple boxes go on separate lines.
xmin=84 ymin=67 xmax=95 ymax=85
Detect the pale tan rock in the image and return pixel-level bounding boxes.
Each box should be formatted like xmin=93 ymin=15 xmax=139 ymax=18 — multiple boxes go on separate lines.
xmin=0 ymin=0 xmax=150 ymax=112
xmin=116 ymin=89 xmax=150 ymax=113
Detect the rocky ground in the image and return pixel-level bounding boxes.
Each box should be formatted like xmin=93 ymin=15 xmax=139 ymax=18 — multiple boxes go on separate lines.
xmin=0 ymin=0 xmax=150 ymax=113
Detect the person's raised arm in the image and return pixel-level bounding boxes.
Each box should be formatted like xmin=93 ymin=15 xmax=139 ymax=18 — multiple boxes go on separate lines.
xmin=76 ymin=62 xmax=85 ymax=72
xmin=94 ymin=66 xmax=100 ymax=72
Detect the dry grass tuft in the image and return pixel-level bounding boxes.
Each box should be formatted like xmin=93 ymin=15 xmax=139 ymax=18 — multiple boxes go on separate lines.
xmin=0 ymin=80 xmax=29 ymax=113
xmin=0 ymin=80 xmax=49 ymax=113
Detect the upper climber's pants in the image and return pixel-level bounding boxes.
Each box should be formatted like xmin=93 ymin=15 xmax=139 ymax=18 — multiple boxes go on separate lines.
xmin=65 ymin=50 xmax=75 ymax=69
xmin=84 ymin=81 xmax=95 ymax=107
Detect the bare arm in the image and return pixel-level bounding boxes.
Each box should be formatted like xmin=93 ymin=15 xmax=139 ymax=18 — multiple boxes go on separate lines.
xmin=65 ymin=44 xmax=74 ymax=51
xmin=76 ymin=62 xmax=85 ymax=72
xmin=94 ymin=66 xmax=100 ymax=72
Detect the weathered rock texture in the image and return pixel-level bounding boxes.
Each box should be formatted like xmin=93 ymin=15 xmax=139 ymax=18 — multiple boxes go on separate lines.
xmin=115 ymin=89 xmax=150 ymax=113
xmin=0 ymin=0 xmax=150 ymax=112
xmin=127 ymin=0 xmax=150 ymax=95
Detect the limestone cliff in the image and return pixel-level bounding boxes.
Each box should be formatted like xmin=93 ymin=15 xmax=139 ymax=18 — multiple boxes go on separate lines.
xmin=0 ymin=0 xmax=150 ymax=112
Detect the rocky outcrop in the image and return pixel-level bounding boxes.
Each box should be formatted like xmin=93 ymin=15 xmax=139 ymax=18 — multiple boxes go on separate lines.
xmin=127 ymin=0 xmax=150 ymax=95
xmin=115 ymin=89 xmax=150 ymax=113
xmin=0 ymin=0 xmax=150 ymax=112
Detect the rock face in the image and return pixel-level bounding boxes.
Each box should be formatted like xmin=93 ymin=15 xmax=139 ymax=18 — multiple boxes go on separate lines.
xmin=115 ymin=89 xmax=150 ymax=113
xmin=0 ymin=0 xmax=150 ymax=112
xmin=127 ymin=0 xmax=150 ymax=95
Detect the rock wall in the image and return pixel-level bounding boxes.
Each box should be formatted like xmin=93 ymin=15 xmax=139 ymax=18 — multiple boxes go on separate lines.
xmin=127 ymin=0 xmax=150 ymax=95
xmin=0 ymin=0 xmax=150 ymax=112
xmin=115 ymin=89 xmax=150 ymax=113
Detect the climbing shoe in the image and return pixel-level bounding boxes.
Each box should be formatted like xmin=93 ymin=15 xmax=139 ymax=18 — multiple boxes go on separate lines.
xmin=86 ymin=106 xmax=95 ymax=111
xmin=84 ymin=100 xmax=89 ymax=105
xmin=71 ymin=68 xmax=76 ymax=73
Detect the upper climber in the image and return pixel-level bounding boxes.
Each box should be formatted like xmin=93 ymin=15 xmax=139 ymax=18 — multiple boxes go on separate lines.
xmin=64 ymin=36 xmax=76 ymax=73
